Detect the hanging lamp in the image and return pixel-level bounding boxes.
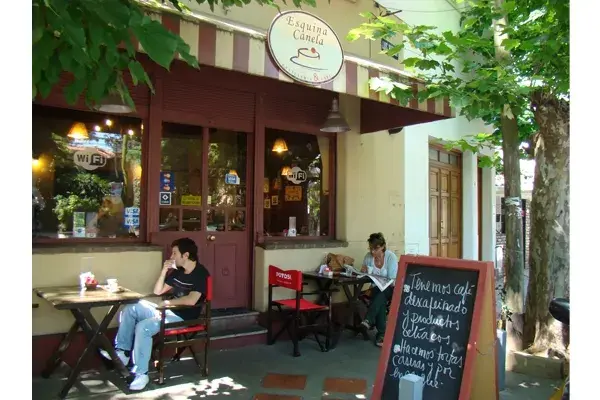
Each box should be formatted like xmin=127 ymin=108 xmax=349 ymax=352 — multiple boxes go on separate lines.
xmin=272 ymin=138 xmax=289 ymax=153
xmin=96 ymin=92 xmax=133 ymax=114
xmin=320 ymin=97 xmax=350 ymax=133
xmin=67 ymin=122 xmax=89 ymax=140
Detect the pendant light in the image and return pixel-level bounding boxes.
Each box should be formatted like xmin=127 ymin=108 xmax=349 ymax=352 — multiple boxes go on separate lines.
xmin=272 ymin=138 xmax=289 ymax=153
xmin=96 ymin=92 xmax=133 ymax=114
xmin=320 ymin=97 xmax=350 ymax=133
xmin=280 ymin=166 xmax=292 ymax=177
xmin=67 ymin=122 xmax=89 ymax=140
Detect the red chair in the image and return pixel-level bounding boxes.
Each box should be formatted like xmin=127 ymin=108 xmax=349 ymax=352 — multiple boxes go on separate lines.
xmin=267 ymin=265 xmax=337 ymax=357
xmin=152 ymin=276 xmax=212 ymax=384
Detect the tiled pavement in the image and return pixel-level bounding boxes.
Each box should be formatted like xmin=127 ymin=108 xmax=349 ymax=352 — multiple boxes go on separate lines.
xmin=32 ymin=331 xmax=561 ymax=399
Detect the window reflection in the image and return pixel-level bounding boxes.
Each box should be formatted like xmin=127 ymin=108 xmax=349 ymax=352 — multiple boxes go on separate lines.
xmin=32 ymin=105 xmax=143 ymax=239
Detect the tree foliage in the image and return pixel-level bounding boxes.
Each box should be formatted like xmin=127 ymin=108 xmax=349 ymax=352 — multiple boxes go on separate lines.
xmin=33 ymin=0 xmax=316 ymax=109
xmin=347 ymin=0 xmax=569 ymax=162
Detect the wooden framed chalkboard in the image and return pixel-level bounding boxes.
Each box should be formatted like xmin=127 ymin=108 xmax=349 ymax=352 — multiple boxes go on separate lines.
xmin=371 ymin=255 xmax=491 ymax=400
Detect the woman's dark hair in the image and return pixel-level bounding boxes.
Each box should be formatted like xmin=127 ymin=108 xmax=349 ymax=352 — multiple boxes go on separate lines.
xmin=171 ymin=237 xmax=198 ymax=261
xmin=368 ymin=232 xmax=387 ymax=251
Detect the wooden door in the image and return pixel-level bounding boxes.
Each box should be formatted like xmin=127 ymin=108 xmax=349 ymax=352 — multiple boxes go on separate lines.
xmin=151 ymin=123 xmax=251 ymax=309
xmin=429 ymin=147 xmax=462 ymax=258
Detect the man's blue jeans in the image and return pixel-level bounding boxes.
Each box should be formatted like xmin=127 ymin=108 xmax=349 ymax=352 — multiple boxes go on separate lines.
xmin=114 ymin=300 xmax=183 ymax=374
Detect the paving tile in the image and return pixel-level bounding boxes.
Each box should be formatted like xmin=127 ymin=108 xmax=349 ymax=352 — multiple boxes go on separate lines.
xmin=261 ymin=373 xmax=307 ymax=390
xmin=253 ymin=394 xmax=302 ymax=400
xmin=323 ymin=377 xmax=367 ymax=394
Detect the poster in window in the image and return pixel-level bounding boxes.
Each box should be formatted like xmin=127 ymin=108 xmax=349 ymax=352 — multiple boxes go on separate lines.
xmin=284 ymin=186 xmax=302 ymax=202
xmin=263 ymin=178 xmax=270 ymax=193
xmin=271 ymin=195 xmax=279 ymax=206
xmin=264 ymin=198 xmax=271 ymax=209
xmin=273 ymin=177 xmax=282 ymax=190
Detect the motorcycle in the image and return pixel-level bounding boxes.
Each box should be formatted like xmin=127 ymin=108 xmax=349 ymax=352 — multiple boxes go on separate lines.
xmin=548 ymin=297 xmax=569 ymax=400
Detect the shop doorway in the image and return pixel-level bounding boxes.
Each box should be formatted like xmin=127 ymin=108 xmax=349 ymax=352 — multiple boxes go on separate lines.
xmin=151 ymin=122 xmax=252 ymax=309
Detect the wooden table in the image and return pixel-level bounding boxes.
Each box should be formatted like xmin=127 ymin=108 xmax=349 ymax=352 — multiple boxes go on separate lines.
xmin=34 ymin=285 xmax=144 ymax=398
xmin=302 ymin=271 xmax=372 ymax=346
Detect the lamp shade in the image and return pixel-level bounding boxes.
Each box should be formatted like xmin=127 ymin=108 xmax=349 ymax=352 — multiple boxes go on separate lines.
xmin=96 ymin=92 xmax=133 ymax=114
xmin=320 ymin=98 xmax=350 ymax=133
xmin=272 ymin=138 xmax=288 ymax=153
xmin=281 ymin=166 xmax=292 ymax=177
xmin=67 ymin=122 xmax=89 ymax=140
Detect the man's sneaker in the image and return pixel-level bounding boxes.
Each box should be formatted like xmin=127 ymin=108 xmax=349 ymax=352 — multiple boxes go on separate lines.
xmin=129 ymin=373 xmax=150 ymax=391
xmin=360 ymin=320 xmax=373 ymax=331
xmin=375 ymin=335 xmax=385 ymax=347
xmin=99 ymin=349 xmax=130 ymax=366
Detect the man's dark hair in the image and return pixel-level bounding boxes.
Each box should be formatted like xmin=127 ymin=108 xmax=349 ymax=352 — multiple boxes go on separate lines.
xmin=171 ymin=237 xmax=198 ymax=261
xmin=368 ymin=232 xmax=387 ymax=251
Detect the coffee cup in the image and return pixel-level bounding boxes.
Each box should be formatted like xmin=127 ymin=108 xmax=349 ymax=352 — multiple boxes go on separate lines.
xmin=107 ymin=278 xmax=119 ymax=292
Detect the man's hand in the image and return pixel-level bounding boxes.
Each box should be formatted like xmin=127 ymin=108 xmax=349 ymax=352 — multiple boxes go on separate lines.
xmin=159 ymin=300 xmax=171 ymax=307
xmin=162 ymin=260 xmax=176 ymax=273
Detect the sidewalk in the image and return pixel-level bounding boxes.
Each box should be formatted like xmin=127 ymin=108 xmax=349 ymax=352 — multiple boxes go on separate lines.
xmin=32 ymin=332 xmax=561 ymax=399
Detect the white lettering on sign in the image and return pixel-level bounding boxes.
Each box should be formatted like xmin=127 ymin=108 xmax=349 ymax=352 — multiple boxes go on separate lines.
xmin=74 ymin=149 xmax=107 ymax=171
xmin=286 ymin=166 xmax=307 ymax=184
xmin=267 ymin=11 xmax=344 ymax=85
xmin=276 ymin=272 xmax=292 ymax=280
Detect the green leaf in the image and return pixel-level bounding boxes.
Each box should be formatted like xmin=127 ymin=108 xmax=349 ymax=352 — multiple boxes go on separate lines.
xmin=64 ymin=78 xmax=86 ymax=105
xmin=402 ymin=58 xmax=420 ymax=68
xmin=501 ymin=38 xmax=520 ymax=50
xmin=132 ymin=21 xmax=178 ymax=70
xmin=128 ymin=60 xmax=149 ymax=86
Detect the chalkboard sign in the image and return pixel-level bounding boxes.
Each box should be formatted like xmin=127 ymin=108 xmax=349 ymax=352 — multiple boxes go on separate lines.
xmin=372 ymin=256 xmax=489 ymax=400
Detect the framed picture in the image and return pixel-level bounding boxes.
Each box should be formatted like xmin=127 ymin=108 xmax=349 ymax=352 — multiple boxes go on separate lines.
xmin=264 ymin=198 xmax=271 ymax=209
xmin=271 ymin=195 xmax=279 ymax=206
xmin=263 ymin=178 xmax=270 ymax=193
xmin=284 ymin=185 xmax=302 ymax=202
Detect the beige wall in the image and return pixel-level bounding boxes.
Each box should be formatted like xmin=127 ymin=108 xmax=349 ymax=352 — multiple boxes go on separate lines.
xmin=33 ymin=250 xmax=162 ymax=335
xmin=186 ymin=0 xmax=404 ymax=69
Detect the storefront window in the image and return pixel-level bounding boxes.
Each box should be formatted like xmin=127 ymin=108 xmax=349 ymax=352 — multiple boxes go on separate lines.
xmin=32 ymin=105 xmax=143 ymax=240
xmin=264 ymin=129 xmax=332 ymax=238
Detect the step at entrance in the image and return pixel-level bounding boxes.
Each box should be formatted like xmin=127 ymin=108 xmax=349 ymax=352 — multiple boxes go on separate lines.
xmin=210 ymin=308 xmax=266 ymax=347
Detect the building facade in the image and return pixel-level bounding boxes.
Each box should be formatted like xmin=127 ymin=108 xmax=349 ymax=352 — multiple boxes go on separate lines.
xmin=32 ymin=0 xmax=496 ymax=372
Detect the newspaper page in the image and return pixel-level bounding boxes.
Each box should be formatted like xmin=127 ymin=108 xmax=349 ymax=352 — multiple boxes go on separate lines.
xmin=345 ymin=266 xmax=394 ymax=292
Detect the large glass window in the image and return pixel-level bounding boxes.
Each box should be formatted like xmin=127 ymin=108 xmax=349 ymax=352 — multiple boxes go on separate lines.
xmin=32 ymin=105 xmax=143 ymax=240
xmin=264 ymin=129 xmax=332 ymax=238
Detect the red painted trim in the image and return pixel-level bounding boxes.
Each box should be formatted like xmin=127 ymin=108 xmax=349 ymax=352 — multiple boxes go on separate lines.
xmin=371 ymin=255 xmax=492 ymax=400
xmin=197 ymin=22 xmax=216 ymax=66
xmin=329 ymin=136 xmax=337 ymax=239
xmin=491 ymin=267 xmax=500 ymax=400
xmin=345 ymin=62 xmax=357 ymax=95
xmin=444 ymin=97 xmax=453 ymax=117
xmin=427 ymin=97 xmax=436 ymax=114
xmin=233 ymin=32 xmax=250 ymax=73
xmin=253 ymin=94 xmax=266 ymax=244
xmin=146 ymin=66 xmax=164 ymax=241
xmin=409 ymin=81 xmax=419 ymax=110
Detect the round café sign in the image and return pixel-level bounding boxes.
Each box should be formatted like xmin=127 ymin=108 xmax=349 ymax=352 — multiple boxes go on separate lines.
xmin=267 ymin=11 xmax=344 ymax=85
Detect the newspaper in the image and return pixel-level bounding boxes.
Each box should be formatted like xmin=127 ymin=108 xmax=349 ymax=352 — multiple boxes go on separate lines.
xmin=345 ymin=266 xmax=394 ymax=292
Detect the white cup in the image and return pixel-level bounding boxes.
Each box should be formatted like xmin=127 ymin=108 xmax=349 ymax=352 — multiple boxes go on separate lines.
xmin=107 ymin=278 xmax=119 ymax=292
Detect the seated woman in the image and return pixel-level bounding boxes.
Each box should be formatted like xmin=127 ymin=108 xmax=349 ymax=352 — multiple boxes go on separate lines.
xmin=360 ymin=232 xmax=398 ymax=347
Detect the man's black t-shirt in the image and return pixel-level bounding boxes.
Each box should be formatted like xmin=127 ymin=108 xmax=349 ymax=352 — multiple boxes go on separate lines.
xmin=164 ymin=263 xmax=210 ymax=320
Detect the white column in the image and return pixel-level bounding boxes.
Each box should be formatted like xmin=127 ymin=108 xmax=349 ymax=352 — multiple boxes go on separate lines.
xmin=481 ymin=167 xmax=497 ymax=262
xmin=397 ymin=127 xmax=430 ymax=255
xmin=462 ymin=151 xmax=478 ymax=259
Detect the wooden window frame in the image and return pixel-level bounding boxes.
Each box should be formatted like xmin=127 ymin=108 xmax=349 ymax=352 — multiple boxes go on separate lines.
xmin=32 ymin=106 xmax=149 ymax=245
xmin=257 ymin=127 xmax=337 ymax=244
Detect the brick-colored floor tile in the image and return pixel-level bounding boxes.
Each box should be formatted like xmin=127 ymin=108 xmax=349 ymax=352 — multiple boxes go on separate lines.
xmin=253 ymin=394 xmax=302 ymax=400
xmin=261 ymin=373 xmax=307 ymax=390
xmin=323 ymin=377 xmax=367 ymax=394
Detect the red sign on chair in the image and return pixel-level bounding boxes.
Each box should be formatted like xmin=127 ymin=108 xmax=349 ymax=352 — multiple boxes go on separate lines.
xmin=268 ymin=265 xmax=302 ymax=291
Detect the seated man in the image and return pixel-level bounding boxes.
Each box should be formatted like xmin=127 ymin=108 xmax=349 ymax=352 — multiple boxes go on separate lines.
xmin=359 ymin=232 xmax=398 ymax=347
xmin=100 ymin=237 xmax=210 ymax=391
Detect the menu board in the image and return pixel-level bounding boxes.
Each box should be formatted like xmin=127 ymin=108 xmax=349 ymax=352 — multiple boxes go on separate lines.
xmin=373 ymin=256 xmax=489 ymax=400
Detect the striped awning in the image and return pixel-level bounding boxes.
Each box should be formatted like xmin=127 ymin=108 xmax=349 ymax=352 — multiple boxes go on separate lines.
xmin=136 ymin=2 xmax=455 ymax=119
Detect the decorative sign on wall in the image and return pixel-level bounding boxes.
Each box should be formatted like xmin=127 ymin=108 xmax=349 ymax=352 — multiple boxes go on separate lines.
xmin=74 ymin=149 xmax=107 ymax=171
xmin=286 ymin=166 xmax=307 ymax=184
xmin=181 ymin=195 xmax=201 ymax=206
xmin=264 ymin=178 xmax=270 ymax=193
xmin=160 ymin=171 xmax=173 ymax=192
xmin=264 ymin=198 xmax=271 ymax=209
xmin=159 ymin=192 xmax=172 ymax=206
xmin=284 ymin=186 xmax=302 ymax=202
xmin=267 ymin=10 xmax=344 ymax=85
xmin=271 ymin=195 xmax=279 ymax=206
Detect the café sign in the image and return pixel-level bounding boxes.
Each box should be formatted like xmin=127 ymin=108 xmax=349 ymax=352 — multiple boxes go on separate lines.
xmin=267 ymin=11 xmax=344 ymax=85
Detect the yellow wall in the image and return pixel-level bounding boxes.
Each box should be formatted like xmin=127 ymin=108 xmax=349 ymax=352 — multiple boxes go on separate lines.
xmin=32 ymin=250 xmax=162 ymax=335
xmin=186 ymin=0 xmax=404 ymax=69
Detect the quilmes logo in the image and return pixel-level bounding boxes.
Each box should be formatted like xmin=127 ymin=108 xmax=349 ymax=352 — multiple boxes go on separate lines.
xmin=276 ymin=272 xmax=292 ymax=281
xmin=74 ymin=149 xmax=107 ymax=171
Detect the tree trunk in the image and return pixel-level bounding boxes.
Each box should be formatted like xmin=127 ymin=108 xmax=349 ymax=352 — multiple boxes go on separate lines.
xmin=523 ymin=93 xmax=570 ymax=355
xmin=493 ymin=0 xmax=525 ymax=352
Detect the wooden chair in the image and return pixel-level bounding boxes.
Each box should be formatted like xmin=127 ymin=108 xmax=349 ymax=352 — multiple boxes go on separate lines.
xmin=266 ymin=265 xmax=337 ymax=357
xmin=152 ymin=276 xmax=212 ymax=385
